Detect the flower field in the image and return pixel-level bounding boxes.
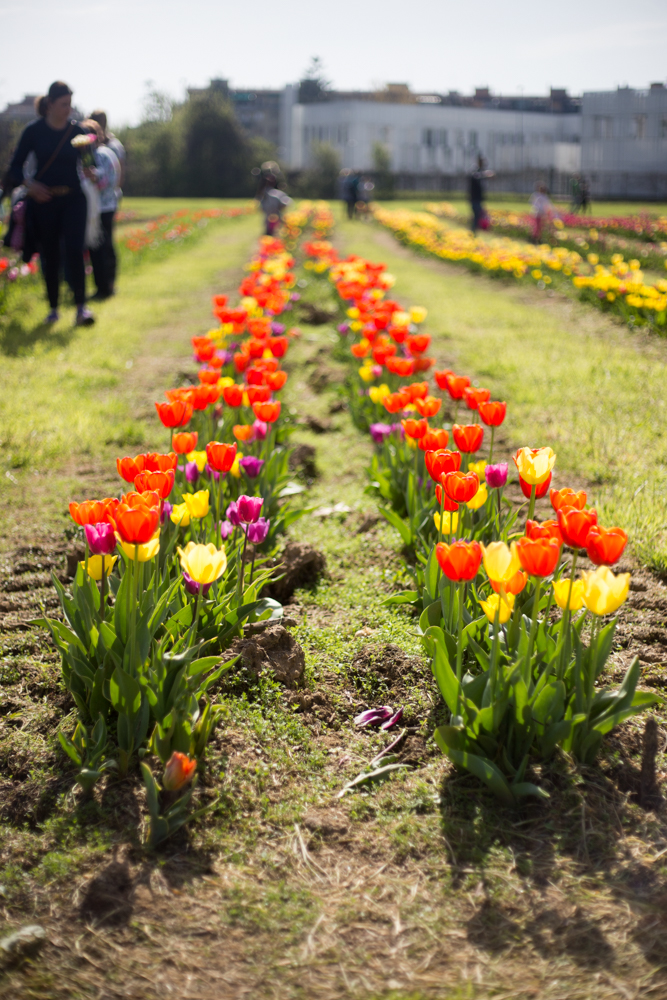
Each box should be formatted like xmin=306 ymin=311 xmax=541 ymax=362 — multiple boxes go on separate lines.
xmin=386 ymin=205 xmax=667 ymax=330
xmin=1 ymin=198 xmax=667 ymax=1000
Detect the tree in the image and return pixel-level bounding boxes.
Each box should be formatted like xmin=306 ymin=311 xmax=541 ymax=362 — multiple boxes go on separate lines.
xmin=180 ymin=92 xmax=253 ymax=197
xmin=296 ymin=142 xmax=340 ymax=198
xmin=372 ymin=142 xmax=395 ymax=200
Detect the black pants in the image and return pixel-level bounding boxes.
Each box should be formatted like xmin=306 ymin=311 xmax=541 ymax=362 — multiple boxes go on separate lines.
xmin=471 ymin=199 xmax=483 ymax=233
xmin=33 ymin=192 xmax=87 ymax=308
xmin=89 ymin=211 xmax=117 ymax=297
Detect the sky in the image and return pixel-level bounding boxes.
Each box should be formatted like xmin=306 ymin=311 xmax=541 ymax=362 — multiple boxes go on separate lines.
xmin=1 ymin=0 xmax=666 ymax=127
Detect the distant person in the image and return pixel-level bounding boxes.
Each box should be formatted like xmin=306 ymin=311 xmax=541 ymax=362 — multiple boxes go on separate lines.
xmin=259 ymin=186 xmax=292 ymax=236
xmin=89 ymin=109 xmax=125 ymax=191
xmin=2 ymin=81 xmax=95 ymax=325
xmin=580 ymin=176 xmax=591 ymax=214
xmin=570 ymin=174 xmax=581 ymax=213
xmin=83 ymin=119 xmax=121 ymax=299
xmin=530 ymin=183 xmax=553 ymax=243
xmin=254 ymin=160 xmax=282 ymax=202
xmin=356 ymin=176 xmax=374 ymax=219
xmin=345 ymin=171 xmax=360 ymax=220
xmin=468 ymin=154 xmax=494 ymax=234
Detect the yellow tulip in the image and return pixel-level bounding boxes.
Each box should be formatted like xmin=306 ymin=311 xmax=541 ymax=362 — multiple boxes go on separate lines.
xmin=178 ymin=542 xmax=227 ymax=584
xmin=466 ymin=484 xmax=488 ymax=510
xmin=514 ymin=447 xmax=556 ymax=485
xmin=359 ymin=365 xmax=375 ymax=383
xmin=468 ymin=459 xmax=486 ymax=478
xmin=230 ymin=456 xmax=242 ymax=477
xmin=392 ymin=310 xmax=410 ymax=327
xmin=170 ymin=503 xmax=191 ymax=528
xmin=410 ymin=306 xmax=427 ymax=324
xmin=481 ymin=541 xmax=520 ymax=584
xmin=480 ymin=591 xmax=515 ymax=624
xmin=217 ymin=376 xmax=234 ymax=389
xmin=552 ymin=578 xmax=584 ymax=611
xmin=186 ymin=450 xmax=208 ymax=473
xmin=581 ymin=566 xmax=631 ymax=616
xmin=434 ymin=510 xmax=459 ymax=534
xmin=183 ymin=490 xmax=210 ymax=519
xmin=369 ymin=384 xmax=390 ymax=404
xmin=349 ymin=320 xmax=362 ymax=332
xmin=120 ymin=537 xmax=160 ymax=562
xmin=81 ymin=554 xmax=117 ymax=580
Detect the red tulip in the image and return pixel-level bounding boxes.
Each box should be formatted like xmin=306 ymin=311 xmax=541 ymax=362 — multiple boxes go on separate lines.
xmin=134 ymin=470 xmax=175 ymax=499
xmin=586 ymin=525 xmax=628 ymax=566
xmin=550 ymin=487 xmax=587 ymax=512
xmin=516 ymin=536 xmax=561 ymax=577
xmin=452 ymin=424 xmax=484 ymax=453
xmin=155 ymin=400 xmax=192 ymax=428
xmin=435 ymin=540 xmax=482 ymax=581
xmin=418 ymin=428 xmax=449 ymax=452
xmin=557 ymin=507 xmax=598 ymax=549
xmin=205 ymin=441 xmax=237 ymax=473
xmin=444 ymin=470 xmax=479 ymax=503
xmin=519 ymin=472 xmax=552 ymax=499
xmin=478 ymin=400 xmax=507 ymax=427
xmin=424 ymin=448 xmax=461 ymax=482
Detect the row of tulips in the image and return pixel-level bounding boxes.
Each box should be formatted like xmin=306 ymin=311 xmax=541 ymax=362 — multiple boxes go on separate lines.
xmin=304 ymin=228 xmax=660 ymax=803
xmin=374 ymin=207 xmax=667 ymax=330
xmin=37 ymin=212 xmax=326 ymax=845
xmin=119 ymin=204 xmax=255 ymax=265
xmin=0 ymin=253 xmax=40 ymax=313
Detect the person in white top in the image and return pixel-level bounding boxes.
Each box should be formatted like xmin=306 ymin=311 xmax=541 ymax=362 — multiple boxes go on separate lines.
xmin=82 ymin=118 xmax=121 ymax=298
xmin=530 ymin=184 xmax=555 ymax=243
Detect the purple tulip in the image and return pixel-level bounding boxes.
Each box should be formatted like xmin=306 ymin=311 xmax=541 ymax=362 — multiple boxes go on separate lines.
xmin=354 ymin=706 xmax=394 ymax=727
xmin=160 ymin=500 xmax=173 ymax=525
xmin=291 ymin=292 xmax=301 ymax=302
xmin=237 ymin=495 xmax=263 ymax=524
xmin=185 ymin=461 xmax=199 ymax=485
xmin=337 ymin=323 xmax=350 ymax=335
xmin=271 ymin=321 xmax=285 ymax=335
xmin=215 ymin=349 xmax=232 ymax=366
xmin=240 ymin=456 xmax=264 ymax=479
xmin=370 ymin=422 xmax=392 ymax=444
xmin=226 ymin=501 xmax=241 ymax=526
xmin=253 ymin=419 xmax=268 ymax=440
xmin=205 ymin=462 xmax=220 ymax=482
xmin=219 ymin=520 xmax=234 ymax=539
xmin=390 ymin=423 xmax=405 ymax=440
xmin=381 ymin=708 xmax=403 ymax=730
xmin=245 ymin=517 xmax=270 ymax=544
xmin=84 ymin=522 xmax=116 ymax=556
xmin=182 ymin=571 xmax=212 ymax=597
xmin=485 ymin=462 xmax=509 ymax=490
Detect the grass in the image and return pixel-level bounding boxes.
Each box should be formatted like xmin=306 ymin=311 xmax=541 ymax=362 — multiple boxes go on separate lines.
xmin=335 ymin=214 xmax=667 ymax=573
xmin=1 ymin=200 xmax=667 ymax=999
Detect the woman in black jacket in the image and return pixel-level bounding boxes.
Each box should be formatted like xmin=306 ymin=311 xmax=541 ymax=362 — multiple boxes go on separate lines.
xmin=5 ymin=81 xmax=95 ymax=326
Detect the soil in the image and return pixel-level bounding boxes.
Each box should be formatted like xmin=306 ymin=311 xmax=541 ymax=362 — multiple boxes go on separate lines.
xmin=263 ymin=540 xmax=327 ymax=604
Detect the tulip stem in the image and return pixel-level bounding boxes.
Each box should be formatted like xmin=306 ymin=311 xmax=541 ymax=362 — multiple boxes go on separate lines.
xmin=455 ymin=582 xmax=465 ymax=718
xmin=490 ymin=599 xmax=501 ymax=703
xmin=525 ymin=576 xmax=542 ymax=684
xmin=100 ymin=567 xmax=106 ymax=622
xmin=189 ymin=589 xmax=200 ymax=647
xmin=489 ymin=426 xmax=495 ymax=465
xmin=129 ymin=548 xmax=139 ymax=673
xmin=527 ymin=484 xmax=537 ymax=522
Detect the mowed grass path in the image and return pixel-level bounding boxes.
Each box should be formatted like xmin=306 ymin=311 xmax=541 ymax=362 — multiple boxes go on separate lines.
xmin=339 ymin=216 xmax=667 ymax=570
xmin=0 ymin=206 xmax=259 ymax=541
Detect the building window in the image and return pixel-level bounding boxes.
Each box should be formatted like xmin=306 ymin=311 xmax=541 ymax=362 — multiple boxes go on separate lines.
xmin=422 ymin=128 xmax=434 ymax=147
xmin=633 ymin=115 xmax=647 ymax=139
xmin=468 ymin=130 xmax=478 ymax=149
xmin=455 ymin=129 xmax=464 ymax=147
xmin=439 ymin=129 xmax=448 ymax=147
xmin=593 ymin=116 xmax=613 ymax=139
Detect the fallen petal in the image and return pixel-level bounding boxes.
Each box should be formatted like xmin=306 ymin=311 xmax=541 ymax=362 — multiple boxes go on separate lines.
xmin=354 ymin=706 xmax=393 ymax=727
xmin=381 ymin=708 xmax=404 ymax=730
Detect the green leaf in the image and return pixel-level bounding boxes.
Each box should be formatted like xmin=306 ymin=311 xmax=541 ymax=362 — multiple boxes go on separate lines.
xmin=379 ymin=506 xmax=412 ymax=545
xmin=383 ymin=590 xmax=418 ymax=607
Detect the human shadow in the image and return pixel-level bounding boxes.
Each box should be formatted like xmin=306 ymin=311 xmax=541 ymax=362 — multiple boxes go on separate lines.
xmin=0 ymin=315 xmax=76 ymax=357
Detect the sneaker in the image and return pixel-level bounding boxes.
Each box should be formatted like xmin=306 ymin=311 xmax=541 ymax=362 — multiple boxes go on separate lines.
xmin=45 ymin=309 xmax=59 ymax=324
xmin=76 ymin=306 xmax=95 ymax=326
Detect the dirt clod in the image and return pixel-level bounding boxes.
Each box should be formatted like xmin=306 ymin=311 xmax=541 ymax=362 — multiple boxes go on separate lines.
xmin=264 ymin=541 xmax=326 ymax=603
xmin=302 ymin=808 xmax=349 ymax=836
xmin=289 ymin=443 xmax=318 ymax=479
xmin=229 ymin=623 xmax=306 ymax=688
xmin=79 ymin=860 xmax=135 ymax=927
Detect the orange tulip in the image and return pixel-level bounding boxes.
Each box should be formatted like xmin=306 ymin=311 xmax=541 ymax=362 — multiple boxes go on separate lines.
xmin=246 ymin=368 xmax=266 ymax=386
xmin=586 ymin=525 xmax=628 ymax=567
xmin=419 ymin=428 xmax=449 ymax=452
xmin=190 ymin=384 xmax=219 ymax=410
xmin=435 ymin=484 xmax=460 ymax=511
xmin=434 ymin=369 xmax=454 ymax=390
xmin=113 ymin=503 xmax=160 ymax=544
xmin=445 ymin=373 xmax=470 ymax=400
xmin=268 ymin=336 xmax=288 ymax=357
xmin=163 ymin=751 xmax=197 ymax=792
xmin=143 ymin=452 xmax=178 ymax=473
xmin=383 ymin=391 xmax=410 ymax=414
xmin=172 ymin=432 xmax=198 ymax=454
xmin=222 ymin=384 xmax=244 ymax=407
xmin=246 ymin=385 xmax=271 ymax=404
xmin=452 ymin=424 xmax=484 ymax=453
xmin=252 ymin=401 xmax=281 ymax=423
xmin=526 ymin=519 xmax=563 ymax=545
xmin=155 ymin=400 xmax=192 ymax=428
xmin=516 ymin=536 xmax=561 ymax=577
xmin=386 ymin=357 xmax=415 ymax=377
xmin=435 ymin=540 xmax=482 ymax=581
xmin=266 ymin=370 xmax=288 ymax=391
xmin=405 ymin=381 xmax=429 ymax=402
xmin=425 ymin=448 xmax=461 ymax=482
xmin=205 ymin=441 xmax=237 ymax=473
xmin=478 ymin=400 xmax=507 ymax=427
xmin=116 ymin=455 xmax=147 ymax=484
xmin=69 ymin=499 xmax=113 ymax=526
xmin=414 ymin=395 xmax=441 ymax=418
xmin=233 ymin=353 xmax=249 ymax=374
xmin=491 ymin=570 xmax=528 ymax=595
xmin=198 ymin=368 xmax=219 ymax=385
xmin=462 ymin=386 xmax=491 ymax=411
xmin=401 ymin=418 xmax=428 ymax=440
xmin=122 ymin=490 xmax=160 ymax=510
xmin=134 ymin=470 xmax=175 ymax=499
xmin=351 ymin=342 xmax=370 ymax=358
xmin=550 ymin=487 xmax=587 ymax=512
xmin=557 ymin=507 xmax=598 ymax=549
xmin=444 ymin=470 xmax=479 ymax=503
xmin=233 ymin=424 xmax=254 ymax=442
xmin=519 ymin=472 xmax=552 ymax=499
xmin=406 ymin=333 xmax=430 ymax=355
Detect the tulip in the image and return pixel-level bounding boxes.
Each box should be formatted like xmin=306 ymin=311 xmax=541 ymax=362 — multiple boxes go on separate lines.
xmin=354 ymin=707 xmax=394 ymax=727
xmin=478 ymin=400 xmax=507 ymax=427
xmin=425 ymin=448 xmax=461 ymax=483
xmin=223 ymin=384 xmax=244 ymax=407
xmin=184 ymin=461 xmax=199 ymax=485
xmin=144 ymin=452 xmax=178 ymax=473
xmin=435 ymin=485 xmax=460 ymax=512
xmin=162 ymin=751 xmax=197 ymax=792
xmin=182 ymin=571 xmax=212 ymax=597
xmin=69 ymin=499 xmax=116 ymax=527
xmin=444 ymin=471 xmax=479 ymax=504
xmin=433 ymin=510 xmax=459 ymax=534
xmin=444 ymin=374 xmax=470 ymax=400
xmin=233 ymin=424 xmax=255 ymax=443
xmin=485 ymin=462 xmax=508 ymax=489
xmin=435 ymin=540 xmax=482 ymax=581
xmin=252 ymin=401 xmax=281 ymax=423
xmin=370 ymin=422 xmax=393 ymax=444
xmin=84 ymin=522 xmax=116 ymax=556
xmin=581 ymin=566 xmax=631 ymax=616
xmin=178 ymin=542 xmax=227 ymax=584
xmin=219 ymin=520 xmax=234 ymax=539
xmin=480 ymin=591 xmax=515 ymax=625
xmin=481 ymin=541 xmax=520 ymax=585
xmin=516 ymin=536 xmax=561 ymax=577
xmin=245 ymin=517 xmax=270 ymax=544
xmin=253 ymin=419 xmax=268 ymax=440
xmin=418 ymin=428 xmax=449 ymax=452
xmin=462 ymin=387 xmax=491 ymax=411
xmin=226 ymin=501 xmax=241 ymax=526
xmin=236 ymin=495 xmax=263 ymax=524
xmin=526 ymin=518 xmax=563 ymax=544
xmin=586 ymin=525 xmax=628 ymax=566
xmin=513 ymin=447 xmax=556 ymax=485
xmin=553 ymin=578 xmax=585 ymax=611
xmin=490 ymin=570 xmax=527 ymax=595
xmin=550 ymin=487 xmax=587 ymax=513
xmin=134 ymin=470 xmax=175 ymax=500
xmin=206 ymin=441 xmax=237 ymax=473
xmin=401 ymin=418 xmax=428 ymax=440
xmin=186 ymin=450 xmax=208 ymax=473
xmin=557 ymin=507 xmax=598 ymax=549
xmin=410 ymin=306 xmax=427 ymax=323
xmin=452 ymin=424 xmax=484 ymax=454
xmin=116 ymin=455 xmax=146 ymax=483
xmin=160 ymin=500 xmax=173 ymax=525
xmin=80 ymin=554 xmax=117 ymax=580
xmin=414 ymin=396 xmax=441 ymax=418
xmin=466 ymin=484 xmax=488 ymax=510
xmin=519 ymin=472 xmax=552 ymax=500
xmin=155 ymin=400 xmax=193 ymax=428
xmin=182 ymin=490 xmax=210 ymax=520
xmin=113 ymin=504 xmax=160 ymax=545
xmin=434 ymin=369 xmax=454 ymax=390
xmin=119 ymin=536 xmax=160 ymax=562
xmin=170 ymin=503 xmax=191 ymax=527
xmin=240 ymin=456 xmax=265 ymax=478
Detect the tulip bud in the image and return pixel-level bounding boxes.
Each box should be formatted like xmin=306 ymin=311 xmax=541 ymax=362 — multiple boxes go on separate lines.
xmin=162 ymin=751 xmax=197 ymax=791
